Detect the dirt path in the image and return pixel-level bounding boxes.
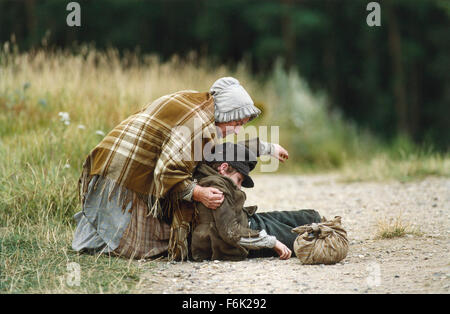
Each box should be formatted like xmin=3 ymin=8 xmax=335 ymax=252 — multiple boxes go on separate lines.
xmin=133 ymin=174 xmax=449 ymax=294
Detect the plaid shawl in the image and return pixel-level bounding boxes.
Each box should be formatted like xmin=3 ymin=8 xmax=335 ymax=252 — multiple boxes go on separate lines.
xmin=79 ymin=90 xmax=217 ymax=260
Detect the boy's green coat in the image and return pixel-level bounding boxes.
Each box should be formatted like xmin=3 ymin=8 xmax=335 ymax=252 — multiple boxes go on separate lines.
xmin=191 ymin=163 xmax=260 ymax=261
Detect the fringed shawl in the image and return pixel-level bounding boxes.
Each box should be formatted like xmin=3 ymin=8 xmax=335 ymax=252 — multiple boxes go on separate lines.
xmin=78 ymin=91 xmax=217 ymax=260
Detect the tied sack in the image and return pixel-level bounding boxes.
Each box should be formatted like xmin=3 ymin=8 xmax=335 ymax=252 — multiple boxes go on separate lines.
xmin=291 ymin=216 xmax=348 ymax=265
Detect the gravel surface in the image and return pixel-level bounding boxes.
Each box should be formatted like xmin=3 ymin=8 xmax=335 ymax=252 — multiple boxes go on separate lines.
xmin=134 ymin=174 xmax=450 ymax=294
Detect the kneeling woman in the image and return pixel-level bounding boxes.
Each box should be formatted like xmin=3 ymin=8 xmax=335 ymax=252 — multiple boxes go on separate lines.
xmin=72 ymin=77 xmax=289 ymax=261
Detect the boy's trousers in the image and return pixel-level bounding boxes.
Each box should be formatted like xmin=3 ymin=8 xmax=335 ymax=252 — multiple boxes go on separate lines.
xmin=248 ymin=209 xmax=321 ymax=258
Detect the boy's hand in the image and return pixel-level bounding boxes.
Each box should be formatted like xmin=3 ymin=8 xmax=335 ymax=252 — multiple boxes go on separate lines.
xmin=271 ymin=144 xmax=289 ymax=162
xmin=274 ymin=240 xmax=292 ymax=260
xmin=193 ymin=185 xmax=224 ymax=209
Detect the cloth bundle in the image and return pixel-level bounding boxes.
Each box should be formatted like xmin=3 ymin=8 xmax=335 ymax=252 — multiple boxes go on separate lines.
xmin=291 ymin=216 xmax=348 ymax=265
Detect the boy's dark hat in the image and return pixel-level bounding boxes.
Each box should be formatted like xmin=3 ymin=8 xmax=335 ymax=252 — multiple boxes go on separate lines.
xmin=208 ymin=142 xmax=257 ymax=188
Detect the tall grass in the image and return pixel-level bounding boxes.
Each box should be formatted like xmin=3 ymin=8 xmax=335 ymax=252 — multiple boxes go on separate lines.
xmin=0 ymin=43 xmax=448 ymax=292
xmin=265 ymin=62 xmax=380 ymax=170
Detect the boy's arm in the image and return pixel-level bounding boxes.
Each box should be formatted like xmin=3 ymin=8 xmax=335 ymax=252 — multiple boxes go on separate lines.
xmin=238 ymin=229 xmax=277 ymax=249
xmin=240 ymin=231 xmax=292 ymax=260
xmin=210 ymin=190 xmax=260 ymax=246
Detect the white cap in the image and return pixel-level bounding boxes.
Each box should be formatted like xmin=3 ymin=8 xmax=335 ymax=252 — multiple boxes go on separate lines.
xmin=210 ymin=77 xmax=261 ymax=123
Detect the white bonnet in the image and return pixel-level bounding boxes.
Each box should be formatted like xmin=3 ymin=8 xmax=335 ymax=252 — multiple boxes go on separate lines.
xmin=210 ymin=77 xmax=261 ymax=123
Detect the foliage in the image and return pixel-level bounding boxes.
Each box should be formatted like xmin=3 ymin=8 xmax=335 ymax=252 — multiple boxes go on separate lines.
xmin=0 ymin=0 xmax=448 ymax=148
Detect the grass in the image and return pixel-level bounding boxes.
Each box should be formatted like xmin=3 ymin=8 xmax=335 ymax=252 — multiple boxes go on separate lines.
xmin=0 ymin=225 xmax=142 ymax=293
xmin=0 ymin=43 xmax=448 ymax=293
xmin=338 ymin=150 xmax=450 ymax=183
xmin=375 ymin=214 xmax=423 ymax=239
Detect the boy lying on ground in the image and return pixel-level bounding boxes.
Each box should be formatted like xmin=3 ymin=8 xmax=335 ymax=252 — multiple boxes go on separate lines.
xmin=190 ymin=142 xmax=321 ymax=261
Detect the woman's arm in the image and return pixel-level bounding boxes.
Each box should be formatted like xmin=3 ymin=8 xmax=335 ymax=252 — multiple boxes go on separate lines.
xmin=192 ymin=184 xmax=224 ymax=209
xmin=154 ymin=121 xmax=225 ymax=210
xmin=240 ymin=138 xmax=289 ymax=162
xmin=181 ymin=180 xmax=225 ymax=210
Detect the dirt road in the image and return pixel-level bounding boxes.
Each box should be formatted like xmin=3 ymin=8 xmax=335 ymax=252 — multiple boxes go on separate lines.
xmin=133 ymin=174 xmax=449 ymax=294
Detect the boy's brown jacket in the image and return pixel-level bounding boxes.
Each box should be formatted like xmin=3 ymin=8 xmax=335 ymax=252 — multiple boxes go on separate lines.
xmin=191 ymin=163 xmax=261 ymax=261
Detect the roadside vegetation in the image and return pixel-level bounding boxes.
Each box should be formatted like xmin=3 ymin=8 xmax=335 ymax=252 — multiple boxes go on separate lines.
xmin=1 ymin=46 xmax=448 ymax=293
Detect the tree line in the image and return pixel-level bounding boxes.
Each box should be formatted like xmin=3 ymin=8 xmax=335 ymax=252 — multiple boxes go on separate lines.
xmin=1 ymin=0 xmax=449 ymax=149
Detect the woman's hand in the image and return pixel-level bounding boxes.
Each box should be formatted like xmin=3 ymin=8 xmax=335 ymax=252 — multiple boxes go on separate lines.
xmin=273 ymin=240 xmax=292 ymax=260
xmin=192 ymin=185 xmax=224 ymax=209
xmin=271 ymin=144 xmax=289 ymax=162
